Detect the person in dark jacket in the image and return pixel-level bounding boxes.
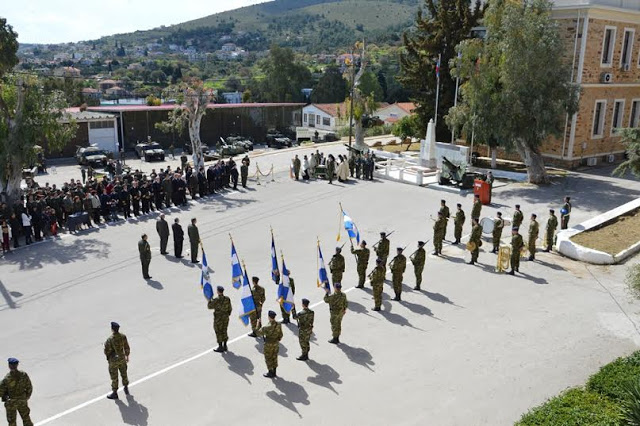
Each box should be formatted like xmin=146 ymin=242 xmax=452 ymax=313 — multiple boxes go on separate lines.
xmin=172 ymin=217 xmax=184 ymax=258
xmin=156 ymin=214 xmax=170 ymax=255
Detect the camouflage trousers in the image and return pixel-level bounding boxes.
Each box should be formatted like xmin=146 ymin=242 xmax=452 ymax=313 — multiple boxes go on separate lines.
xmin=108 ymin=360 xmax=129 ymax=392
xmin=392 ymin=273 xmax=403 ymax=296
xmin=330 ymin=312 xmax=344 ymax=338
xmin=280 ymin=305 xmax=290 ymax=321
xmin=263 ymin=342 xmax=279 ymax=370
xmin=250 ymin=308 xmax=262 ymax=333
xmin=545 ymin=230 xmax=555 ymax=250
xmin=433 ymin=236 xmax=444 ymax=253
xmin=357 ymin=265 xmax=367 ymax=287
xmin=454 ymin=224 xmax=463 ymax=242
xmin=443 ymin=220 xmax=448 ymax=239
xmin=4 ymin=400 xmax=32 ymax=426
xmin=372 ymin=283 xmax=384 ymax=309
xmin=331 ymin=271 xmax=343 ymax=285
xmin=528 ymin=237 xmax=537 ymax=258
xmin=471 ymin=246 xmax=480 ymax=263
xmin=298 ymin=328 xmax=312 ymax=354
xmin=511 ymin=252 xmax=520 ymax=271
xmin=492 ymin=233 xmax=502 ymax=251
xmin=414 ymin=265 xmax=424 ymax=288
xmin=214 ymin=315 xmax=230 ymax=343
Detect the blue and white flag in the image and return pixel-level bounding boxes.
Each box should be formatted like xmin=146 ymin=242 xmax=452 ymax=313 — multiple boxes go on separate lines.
xmin=317 ymin=243 xmax=331 ymax=293
xmin=238 ymin=267 xmax=256 ymax=326
xmin=201 ymin=251 xmax=214 ymax=300
xmin=278 ymin=257 xmax=295 ymax=314
xmin=343 ymin=211 xmax=360 ymax=244
xmin=271 ymin=234 xmax=280 ymax=283
xmin=231 ymin=242 xmax=242 ymax=289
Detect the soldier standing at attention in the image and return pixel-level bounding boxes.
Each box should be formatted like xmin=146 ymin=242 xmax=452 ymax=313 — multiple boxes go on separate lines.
xmin=293 ymin=298 xmax=315 ymax=361
xmin=351 ymin=240 xmax=370 ymax=289
xmin=248 ymin=277 xmax=266 ymax=337
xmin=508 ymin=228 xmax=524 ymax=275
xmin=433 ymin=211 xmax=446 ymax=255
xmin=369 ymin=258 xmax=386 ymax=311
xmin=491 ymin=212 xmax=504 ymax=254
xmin=410 ymin=241 xmax=426 ymax=290
xmin=561 ymin=196 xmax=571 ymax=229
xmin=257 ymin=311 xmax=283 ymax=378
xmin=468 ymin=218 xmax=483 ymax=265
xmin=241 ymin=156 xmax=250 ymax=188
xmin=453 ymin=203 xmax=465 ymax=245
xmin=292 ymin=155 xmax=301 ymax=180
xmin=0 ymin=358 xmax=33 ymax=426
xmin=329 ymin=246 xmax=346 ymax=285
xmin=280 ymin=271 xmax=296 ymax=325
xmin=439 ymin=200 xmax=450 ymax=240
xmin=138 ymin=234 xmax=151 ymax=280
xmin=156 ymin=214 xmax=169 ymax=255
xmin=512 ymin=204 xmax=524 ymax=230
xmin=188 ymin=218 xmax=200 ymax=264
xmin=528 ymin=213 xmax=539 ymax=261
xmin=544 ymin=209 xmax=558 ymax=252
xmin=375 ymin=232 xmax=390 ymax=267
xmin=105 ymin=322 xmax=130 ymax=400
xmin=471 ymin=194 xmax=482 ymax=224
xmin=172 ymin=218 xmax=184 ymax=258
xmin=208 ymin=286 xmax=232 ymax=353
xmin=325 ymin=283 xmax=348 ymax=344
xmin=389 ymin=247 xmax=407 ymax=301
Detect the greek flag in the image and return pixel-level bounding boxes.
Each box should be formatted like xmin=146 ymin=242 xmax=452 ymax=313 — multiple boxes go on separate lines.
xmin=317 ymin=244 xmax=331 ymax=293
xmin=278 ymin=257 xmax=295 ymax=314
xmin=231 ymin=242 xmax=242 ymax=289
xmin=201 ymin=251 xmax=213 ymax=300
xmin=238 ymin=267 xmax=255 ymax=326
xmin=343 ymin=211 xmax=360 ymax=244
xmin=271 ymin=234 xmax=280 ymax=283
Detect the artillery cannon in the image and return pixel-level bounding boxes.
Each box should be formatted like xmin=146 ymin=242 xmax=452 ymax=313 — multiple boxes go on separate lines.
xmin=439 ymin=156 xmax=483 ymax=189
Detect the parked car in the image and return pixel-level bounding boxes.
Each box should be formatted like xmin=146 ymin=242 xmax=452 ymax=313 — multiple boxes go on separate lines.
xmin=323 ymin=132 xmax=340 ymax=142
xmin=76 ymin=146 xmax=108 ymax=167
xmin=226 ymin=136 xmax=254 ymax=151
xmin=135 ymin=142 xmax=166 ymax=162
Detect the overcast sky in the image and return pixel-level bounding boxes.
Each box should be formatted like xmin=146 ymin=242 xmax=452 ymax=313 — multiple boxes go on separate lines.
xmin=4 ymin=0 xmax=268 ymax=44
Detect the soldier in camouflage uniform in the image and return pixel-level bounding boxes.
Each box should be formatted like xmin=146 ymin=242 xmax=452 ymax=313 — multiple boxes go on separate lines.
xmin=389 ymin=247 xmax=407 ymax=301
xmin=374 ymin=232 xmax=390 ymax=267
xmin=293 ymin=298 xmax=315 ymax=361
xmin=528 ymin=213 xmax=539 ymax=261
xmin=104 ymin=322 xmax=130 ymax=400
xmin=544 ymin=209 xmax=558 ymax=252
xmin=351 ymin=241 xmax=370 ymax=289
xmin=433 ymin=211 xmax=446 ymax=255
xmin=208 ymin=286 xmax=232 ymax=353
xmin=324 ymin=283 xmax=348 ymax=344
xmin=329 ymin=247 xmax=345 ymax=285
xmin=248 ymin=277 xmax=265 ymax=337
xmin=410 ymin=241 xmax=426 ymax=290
xmin=491 ymin=212 xmax=504 ymax=254
xmin=471 ymin=194 xmax=482 ymax=224
xmin=468 ymin=218 xmax=483 ymax=265
xmin=439 ymin=200 xmax=450 ymax=240
xmin=453 ymin=203 xmax=465 ymax=244
xmin=508 ymin=228 xmax=524 ymax=275
xmin=369 ymin=258 xmax=386 ymax=311
xmin=257 ymin=311 xmax=283 ymax=378
xmin=0 ymin=358 xmax=33 ymax=426
xmin=512 ymin=204 xmax=524 ymax=230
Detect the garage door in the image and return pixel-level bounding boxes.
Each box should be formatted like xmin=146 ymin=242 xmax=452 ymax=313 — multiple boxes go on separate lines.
xmin=89 ymin=120 xmax=118 ymax=153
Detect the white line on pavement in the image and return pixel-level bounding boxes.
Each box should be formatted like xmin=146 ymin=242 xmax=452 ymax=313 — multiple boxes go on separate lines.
xmin=34 ymin=287 xmax=356 ymax=425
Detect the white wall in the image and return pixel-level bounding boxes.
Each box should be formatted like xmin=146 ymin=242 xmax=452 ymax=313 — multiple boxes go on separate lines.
xmin=89 ymin=121 xmax=118 ymax=153
xmin=302 ymin=105 xmax=339 ymax=131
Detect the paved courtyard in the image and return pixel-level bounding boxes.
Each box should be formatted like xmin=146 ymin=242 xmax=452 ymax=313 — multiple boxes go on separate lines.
xmin=1 ymin=145 xmax=640 ymax=425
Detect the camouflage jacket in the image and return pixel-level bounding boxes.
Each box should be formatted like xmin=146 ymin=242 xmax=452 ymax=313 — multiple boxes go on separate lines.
xmin=329 ymin=254 xmax=345 ymax=273
xmin=294 ymin=308 xmax=315 ymax=332
xmin=324 ymin=291 xmax=348 ymax=313
xmin=104 ymin=332 xmax=130 ymax=363
xmin=208 ymin=295 xmax=232 ymax=318
xmin=258 ymin=321 xmax=283 ymax=343
xmin=0 ymin=370 xmax=32 ymax=401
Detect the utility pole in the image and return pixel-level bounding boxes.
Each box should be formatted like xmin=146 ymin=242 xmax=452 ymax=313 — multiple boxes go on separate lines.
xmin=348 ymin=47 xmax=356 ymax=150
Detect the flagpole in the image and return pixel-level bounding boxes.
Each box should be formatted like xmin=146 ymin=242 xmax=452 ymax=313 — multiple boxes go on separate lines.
xmin=281 ymin=250 xmax=299 ymax=326
xmin=336 ymin=204 xmax=343 ymax=242
xmin=270 ymin=226 xmax=280 ymax=283
xmin=241 ymin=259 xmax=257 ymax=324
xmin=434 ymin=53 xmax=441 ymax=127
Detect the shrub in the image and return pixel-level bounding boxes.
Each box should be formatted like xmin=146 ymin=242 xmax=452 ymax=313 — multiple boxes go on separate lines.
xmin=587 ymin=351 xmax=640 ymax=403
xmin=621 ymin=379 xmax=640 ymax=426
xmin=516 ymin=388 xmax=621 ymax=426
xmin=627 ymin=264 xmax=640 ymax=299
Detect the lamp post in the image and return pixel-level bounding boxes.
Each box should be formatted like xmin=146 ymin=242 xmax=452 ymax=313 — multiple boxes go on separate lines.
xmin=348 ymin=48 xmax=356 ymax=150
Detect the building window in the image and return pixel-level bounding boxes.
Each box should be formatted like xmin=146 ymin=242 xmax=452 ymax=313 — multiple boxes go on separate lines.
xmin=303 ymin=113 xmax=307 ymax=123
xmin=601 ymin=26 xmax=617 ymax=67
xmin=316 ymin=115 xmax=320 ymax=125
xmin=89 ymin=120 xmax=114 ymax=129
xmin=323 ymin=117 xmax=331 ymax=126
xmin=630 ymin=100 xmax=640 ymax=127
xmin=621 ymin=29 xmax=634 ymax=69
xmin=611 ymin=100 xmax=625 ymax=134
xmin=592 ymin=100 xmax=606 ymax=138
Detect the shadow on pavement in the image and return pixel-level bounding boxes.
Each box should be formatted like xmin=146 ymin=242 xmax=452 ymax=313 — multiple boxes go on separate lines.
xmin=3 ymin=238 xmax=111 ymax=270
xmin=115 ymin=395 xmax=149 ymax=426
xmin=422 ymin=290 xmax=461 ymax=307
xmin=222 ymin=351 xmax=254 ymax=384
xmin=517 ymin=272 xmax=548 ymax=285
xmin=0 ymin=280 xmax=18 ymax=309
xmin=145 ymin=279 xmax=163 ymax=290
xmin=266 ymin=377 xmax=310 ymax=418
xmin=347 ymin=300 xmax=378 ymax=319
xmin=337 ymin=343 xmax=375 ymax=372
xmin=306 ymin=359 xmax=342 ymax=395
xmin=400 ymin=300 xmax=440 ymax=320
xmin=379 ymin=301 xmax=424 ymax=331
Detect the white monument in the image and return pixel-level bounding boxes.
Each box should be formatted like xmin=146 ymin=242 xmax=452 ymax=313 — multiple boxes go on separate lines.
xmin=420 ymin=118 xmax=437 ymax=169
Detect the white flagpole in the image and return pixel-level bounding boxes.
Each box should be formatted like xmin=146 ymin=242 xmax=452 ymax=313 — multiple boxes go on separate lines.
xmin=434 ymin=53 xmax=441 ymax=127
xmin=451 ymin=54 xmax=461 ymax=143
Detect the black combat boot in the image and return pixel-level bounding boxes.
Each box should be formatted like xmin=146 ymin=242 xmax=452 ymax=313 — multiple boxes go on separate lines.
xmin=282 ymin=317 xmax=290 ymax=324
xmin=467 ymin=260 xmax=475 ymax=265
xmin=328 ymin=337 xmax=338 ymax=344
xmin=414 ymin=286 xmax=421 ymax=291
xmin=223 ymin=341 xmax=228 ymax=352
xmin=263 ymin=370 xmax=275 ymax=378
xmin=213 ymin=343 xmax=224 ymax=353
xmin=508 ymin=270 xmax=515 ymax=275
xmin=372 ymin=306 xmax=381 ymax=311
xmin=528 ymin=255 xmax=534 ymax=261
xmin=297 ymin=353 xmax=309 ymax=361
xmin=124 ymin=386 xmax=129 ymax=395
xmin=432 ymin=251 xmax=439 ymax=256
xmin=248 ymin=332 xmax=257 ymax=338
xmin=107 ymin=391 xmax=118 ymax=400
xmin=273 ymin=368 xmax=277 ymax=377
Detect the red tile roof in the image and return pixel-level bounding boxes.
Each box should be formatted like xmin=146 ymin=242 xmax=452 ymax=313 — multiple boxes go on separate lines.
xmin=311 ymin=103 xmax=349 ymax=117
xmin=87 ymin=102 xmax=305 ymax=113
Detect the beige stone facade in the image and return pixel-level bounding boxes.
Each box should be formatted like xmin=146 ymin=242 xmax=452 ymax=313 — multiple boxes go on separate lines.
xmin=546 ymin=2 xmax=640 ymax=168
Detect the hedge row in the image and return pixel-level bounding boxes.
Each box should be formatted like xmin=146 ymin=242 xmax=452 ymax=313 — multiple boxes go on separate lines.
xmin=516 ymin=351 xmax=640 ymax=425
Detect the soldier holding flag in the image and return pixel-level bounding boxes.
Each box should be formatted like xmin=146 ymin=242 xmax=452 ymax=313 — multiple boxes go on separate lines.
xmin=351 ymin=240 xmax=370 ymax=289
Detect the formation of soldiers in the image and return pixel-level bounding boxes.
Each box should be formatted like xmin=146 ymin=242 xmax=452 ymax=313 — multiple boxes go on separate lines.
xmin=0 ymin=155 xmax=252 ymax=252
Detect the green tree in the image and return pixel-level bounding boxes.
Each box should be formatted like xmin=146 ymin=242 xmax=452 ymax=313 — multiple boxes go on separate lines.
xmin=358 ymin=71 xmax=383 ymax=103
xmin=259 ymin=45 xmax=312 ymax=102
xmin=400 ymin=0 xmax=483 ymax=141
xmin=155 ymin=107 xmax=186 ymax=146
xmin=392 ymin=114 xmax=423 ymax=141
xmin=613 ymin=128 xmax=640 ymax=177
xmin=242 ymin=89 xmax=252 ymax=103
xmin=0 ymin=18 xmax=18 ymax=76
xmin=448 ymin=0 xmax=580 ymax=184
xmin=311 ymin=65 xmax=347 ymax=103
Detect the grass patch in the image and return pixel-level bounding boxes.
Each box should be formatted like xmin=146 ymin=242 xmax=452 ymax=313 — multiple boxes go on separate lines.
xmin=587 ymin=352 xmax=640 ymax=403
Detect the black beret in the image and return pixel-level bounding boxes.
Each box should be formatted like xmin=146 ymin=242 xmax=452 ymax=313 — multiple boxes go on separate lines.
xmin=268 ymin=310 xmax=276 ymax=318
xmin=111 ymin=322 xmax=120 ymax=329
